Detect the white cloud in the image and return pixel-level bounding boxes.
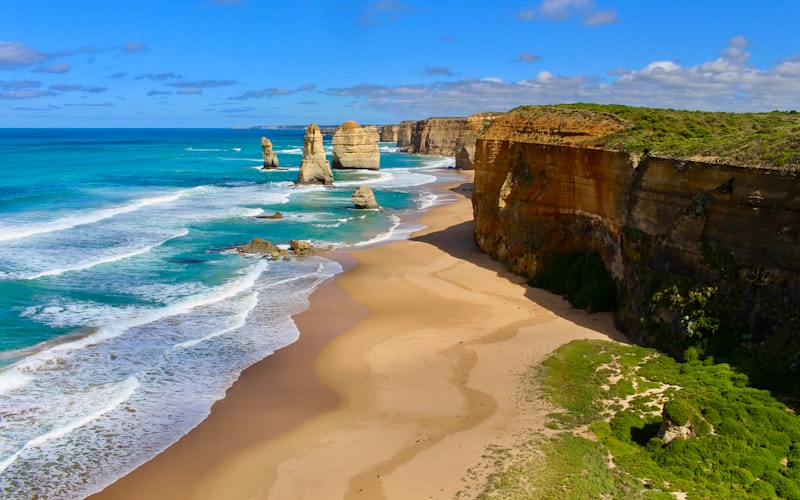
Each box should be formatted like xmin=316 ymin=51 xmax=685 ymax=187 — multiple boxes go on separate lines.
xmin=516 ymin=0 xmax=617 ymax=26
xmin=519 ymin=51 xmax=541 ymax=63
xmin=0 ymin=41 xmax=50 ymax=69
xmin=322 ymin=36 xmax=800 ymax=120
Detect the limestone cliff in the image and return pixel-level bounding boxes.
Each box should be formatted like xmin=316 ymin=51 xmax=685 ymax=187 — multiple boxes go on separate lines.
xmin=332 ymin=121 xmax=380 ymax=170
xmin=379 ymin=124 xmax=398 ymax=142
xmin=396 ymin=113 xmax=498 ymax=156
xmin=297 ymin=124 xmax=333 ymax=185
xmin=473 ymin=105 xmax=800 ymax=387
xmin=261 ymin=136 xmax=279 ymax=169
xmin=396 ymin=120 xmax=415 ymax=151
xmin=392 ymin=114 xmax=499 ymax=169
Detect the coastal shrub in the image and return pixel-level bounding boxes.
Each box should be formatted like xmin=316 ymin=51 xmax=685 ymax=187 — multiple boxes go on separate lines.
xmin=534 ymin=340 xmax=800 ymax=498
xmin=529 ymin=252 xmax=616 ymax=312
xmin=548 ymin=103 xmax=800 ymax=169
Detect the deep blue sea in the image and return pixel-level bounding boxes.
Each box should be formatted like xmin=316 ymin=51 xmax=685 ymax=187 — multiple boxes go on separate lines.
xmin=0 ymin=128 xmax=458 ymax=498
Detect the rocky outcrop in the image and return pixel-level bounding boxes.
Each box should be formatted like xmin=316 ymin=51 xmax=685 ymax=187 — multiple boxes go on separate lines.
xmin=237 ymin=237 xmax=330 ymax=260
xmin=261 ymin=136 xmax=279 ymax=169
xmin=395 ymin=120 xmax=416 ymax=151
xmin=237 ymin=237 xmax=288 ymax=261
xmin=290 ymin=239 xmax=331 ymax=256
xmin=393 ymin=113 xmax=499 ymax=169
xmin=379 ymin=124 xmax=399 ymax=142
xmin=297 ymin=123 xmax=333 ymax=185
xmin=331 ymin=121 xmax=380 ymax=170
xmin=473 ymin=106 xmax=800 ymax=384
xmin=454 ymin=113 xmax=501 ymax=170
xmin=351 ymin=185 xmax=380 ymax=209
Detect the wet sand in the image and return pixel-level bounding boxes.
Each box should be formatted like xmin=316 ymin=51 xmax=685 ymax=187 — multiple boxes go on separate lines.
xmin=91 ymin=172 xmax=624 ymax=499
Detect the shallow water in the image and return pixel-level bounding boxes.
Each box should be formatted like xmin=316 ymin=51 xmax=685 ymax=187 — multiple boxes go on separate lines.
xmin=0 ymin=128 xmax=458 ymax=498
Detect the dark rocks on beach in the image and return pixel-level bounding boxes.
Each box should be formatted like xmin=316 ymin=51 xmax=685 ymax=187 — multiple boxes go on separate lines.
xmin=351 ymin=185 xmax=380 ymax=210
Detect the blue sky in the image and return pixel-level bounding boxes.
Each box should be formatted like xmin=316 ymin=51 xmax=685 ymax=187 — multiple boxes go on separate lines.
xmin=1 ymin=0 xmax=799 ymax=127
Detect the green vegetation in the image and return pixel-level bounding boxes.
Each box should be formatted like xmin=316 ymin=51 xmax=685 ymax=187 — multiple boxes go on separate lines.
xmin=528 ymin=252 xmax=616 ymax=313
xmin=477 ymin=340 xmax=800 ymax=499
xmin=538 ymin=104 xmax=800 ymax=169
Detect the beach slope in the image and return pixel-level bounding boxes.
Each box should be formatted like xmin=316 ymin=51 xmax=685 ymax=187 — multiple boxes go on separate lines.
xmin=93 ymin=173 xmax=623 ymax=499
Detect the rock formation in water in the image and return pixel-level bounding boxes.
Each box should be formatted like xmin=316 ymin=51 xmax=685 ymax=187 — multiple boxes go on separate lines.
xmin=472 ymin=105 xmax=800 ymax=385
xmin=331 ymin=121 xmax=380 ymax=170
xmin=261 ymin=136 xmax=279 ymax=169
xmin=237 ymin=237 xmax=287 ymax=261
xmin=297 ymin=123 xmax=333 ymax=185
xmin=351 ymin=185 xmax=380 ymax=209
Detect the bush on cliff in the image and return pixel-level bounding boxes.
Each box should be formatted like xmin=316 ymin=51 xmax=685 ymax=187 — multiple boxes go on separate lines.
xmin=528 ymin=252 xmax=616 ymax=312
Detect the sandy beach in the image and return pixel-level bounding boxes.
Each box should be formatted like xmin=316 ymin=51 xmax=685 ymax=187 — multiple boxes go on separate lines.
xmin=91 ymin=171 xmax=625 ymax=499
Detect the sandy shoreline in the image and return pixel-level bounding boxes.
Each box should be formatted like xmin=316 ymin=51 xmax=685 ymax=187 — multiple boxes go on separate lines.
xmin=91 ymin=172 xmax=625 ymax=499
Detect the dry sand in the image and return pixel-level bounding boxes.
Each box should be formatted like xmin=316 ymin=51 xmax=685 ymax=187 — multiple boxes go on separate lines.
xmin=91 ymin=172 xmax=625 ymax=499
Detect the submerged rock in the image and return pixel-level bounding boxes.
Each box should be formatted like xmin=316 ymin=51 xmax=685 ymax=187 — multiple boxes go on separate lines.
xmin=297 ymin=124 xmax=333 ymax=185
xmin=261 ymin=136 xmax=279 ymax=169
xmin=255 ymin=211 xmax=283 ymax=219
xmin=351 ymin=185 xmax=380 ymax=209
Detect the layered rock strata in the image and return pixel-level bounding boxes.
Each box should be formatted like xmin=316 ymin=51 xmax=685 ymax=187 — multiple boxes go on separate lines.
xmin=379 ymin=124 xmax=398 ymax=142
xmin=472 ymin=106 xmax=800 ymax=383
xmin=261 ymin=136 xmax=279 ymax=169
xmin=297 ymin=123 xmax=333 ymax=185
xmin=331 ymin=121 xmax=380 ymax=170
xmin=394 ymin=113 xmax=499 ymax=169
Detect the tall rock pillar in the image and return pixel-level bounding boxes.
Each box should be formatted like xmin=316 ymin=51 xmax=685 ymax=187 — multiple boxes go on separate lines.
xmin=261 ymin=136 xmax=279 ymax=169
xmin=297 ymin=123 xmax=333 ymax=185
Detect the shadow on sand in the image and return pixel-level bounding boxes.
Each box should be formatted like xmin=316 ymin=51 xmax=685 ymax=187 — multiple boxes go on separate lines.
xmin=411 ymin=180 xmax=632 ymax=345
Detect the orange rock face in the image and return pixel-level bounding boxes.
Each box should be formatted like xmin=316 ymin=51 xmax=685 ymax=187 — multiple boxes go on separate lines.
xmin=472 ymin=106 xmax=800 ymax=378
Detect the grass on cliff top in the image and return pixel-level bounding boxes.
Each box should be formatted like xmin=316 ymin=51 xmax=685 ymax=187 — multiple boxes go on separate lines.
xmin=476 ymin=340 xmax=800 ymax=499
xmin=516 ymin=103 xmax=800 ymax=169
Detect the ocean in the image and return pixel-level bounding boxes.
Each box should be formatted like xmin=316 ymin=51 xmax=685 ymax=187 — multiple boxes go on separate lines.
xmin=0 ymin=128 xmax=458 ymax=498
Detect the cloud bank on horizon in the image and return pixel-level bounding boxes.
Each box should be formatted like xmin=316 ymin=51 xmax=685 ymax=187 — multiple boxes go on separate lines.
xmin=1 ymin=0 xmax=798 ymax=127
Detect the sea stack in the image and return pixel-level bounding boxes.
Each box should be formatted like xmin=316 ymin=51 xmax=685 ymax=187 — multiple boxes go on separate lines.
xmin=297 ymin=123 xmax=333 ymax=185
xmin=351 ymin=185 xmax=380 ymax=209
xmin=331 ymin=121 xmax=380 ymax=170
xmin=261 ymin=137 xmax=279 ymax=169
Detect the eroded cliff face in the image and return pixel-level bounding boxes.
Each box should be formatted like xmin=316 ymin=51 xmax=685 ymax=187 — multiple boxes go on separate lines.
xmin=394 ymin=113 xmax=499 ymax=168
xmin=331 ymin=121 xmax=380 ymax=170
xmin=473 ymin=107 xmax=800 ymax=383
xmin=379 ymin=124 xmax=398 ymax=142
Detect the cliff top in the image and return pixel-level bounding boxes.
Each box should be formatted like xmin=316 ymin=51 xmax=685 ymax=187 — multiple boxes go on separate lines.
xmin=504 ymin=104 xmax=800 ymax=170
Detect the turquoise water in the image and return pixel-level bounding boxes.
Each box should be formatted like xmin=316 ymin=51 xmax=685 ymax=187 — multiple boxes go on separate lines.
xmin=0 ymin=128 xmax=458 ymax=498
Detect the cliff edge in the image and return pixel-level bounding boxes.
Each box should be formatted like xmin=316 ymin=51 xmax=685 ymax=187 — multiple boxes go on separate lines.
xmin=473 ymin=105 xmax=800 ymax=391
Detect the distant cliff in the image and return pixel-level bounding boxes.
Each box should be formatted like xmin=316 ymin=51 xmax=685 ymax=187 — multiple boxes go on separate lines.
xmin=394 ymin=113 xmax=500 ymax=169
xmin=472 ymin=105 xmax=800 ymax=390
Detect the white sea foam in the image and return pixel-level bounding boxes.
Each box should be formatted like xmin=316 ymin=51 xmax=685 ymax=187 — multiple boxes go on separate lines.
xmin=22 ymin=228 xmax=190 ymax=281
xmin=0 ymin=189 xmax=192 ymax=243
xmin=351 ymin=214 xmax=402 ymax=248
xmin=172 ymin=291 xmax=257 ymax=349
xmin=0 ymin=376 xmax=139 ymax=475
xmin=16 ymin=259 xmax=269 ymax=373
xmin=0 ymin=368 xmax=33 ymax=396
